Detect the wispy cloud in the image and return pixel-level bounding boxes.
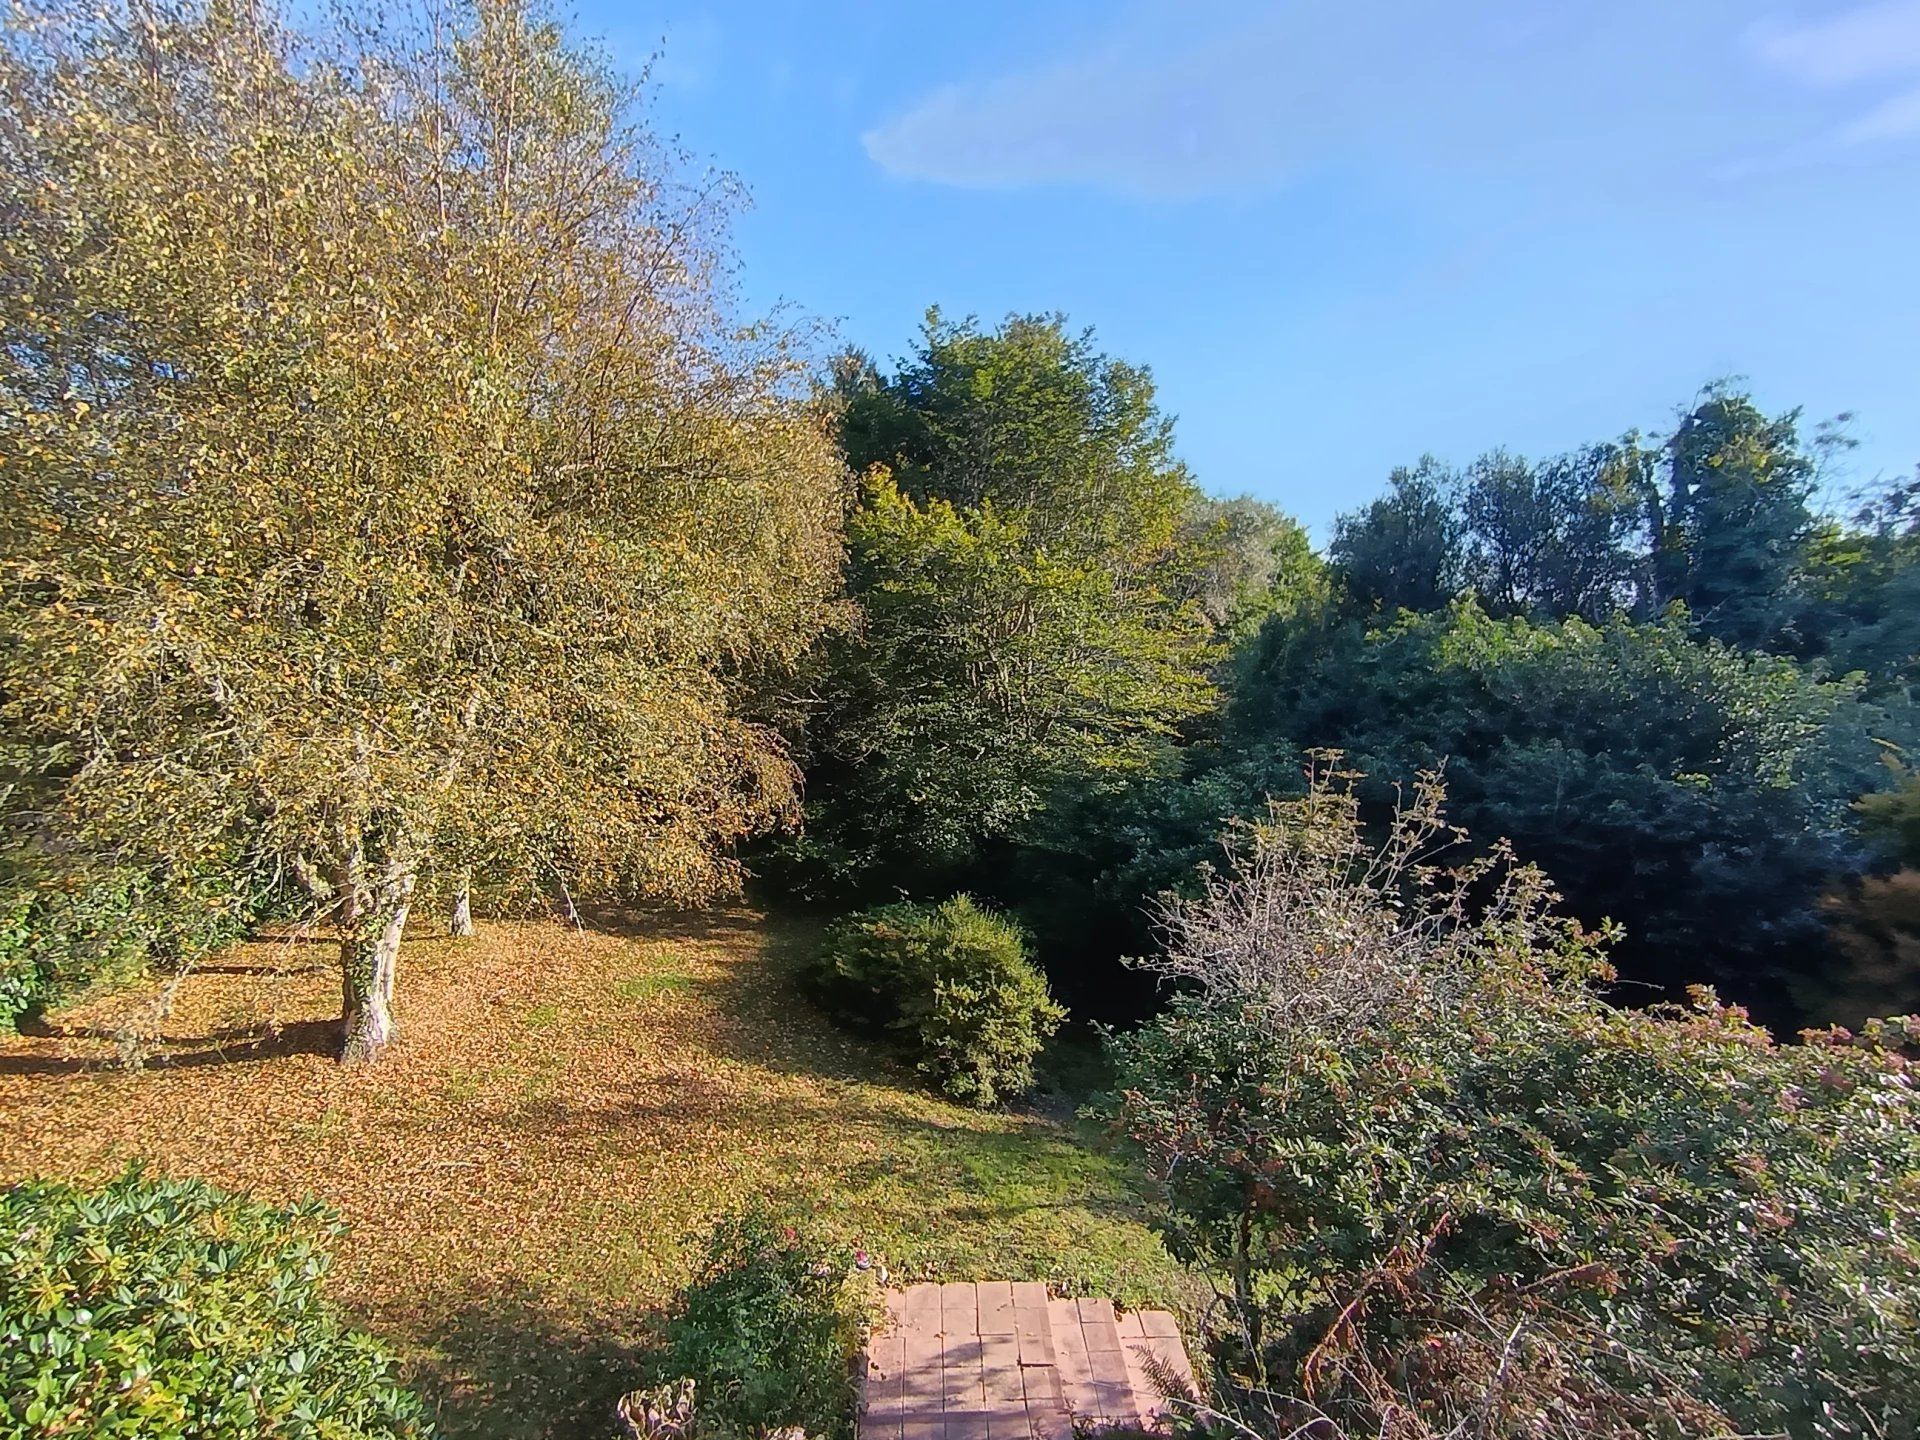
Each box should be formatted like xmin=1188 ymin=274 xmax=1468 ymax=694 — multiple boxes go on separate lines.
xmin=860 ymin=10 xmax=1312 ymax=199
xmin=1748 ymin=1 xmax=1920 ymax=151
xmin=860 ymin=4 xmax=1714 ymax=201
xmin=1748 ymin=0 xmax=1920 ymax=86
xmin=1840 ymin=83 xmax=1920 ymax=141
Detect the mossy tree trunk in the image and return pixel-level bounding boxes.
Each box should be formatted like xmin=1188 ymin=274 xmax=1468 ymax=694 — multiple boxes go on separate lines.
xmin=340 ymin=864 xmax=416 ymax=1064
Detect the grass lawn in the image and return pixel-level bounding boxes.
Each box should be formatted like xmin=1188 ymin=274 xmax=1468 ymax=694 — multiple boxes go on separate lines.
xmin=0 ymin=908 xmax=1193 ymax=1438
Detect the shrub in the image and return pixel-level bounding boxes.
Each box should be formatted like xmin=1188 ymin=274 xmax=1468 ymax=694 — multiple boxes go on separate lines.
xmin=0 ymin=1168 xmax=430 ymax=1440
xmin=651 ymin=1210 xmax=874 ymax=1440
xmin=0 ymin=856 xmax=261 ymax=1029
xmin=1106 ymin=766 xmax=1920 ymax=1440
xmin=811 ymin=895 xmax=1064 ymax=1105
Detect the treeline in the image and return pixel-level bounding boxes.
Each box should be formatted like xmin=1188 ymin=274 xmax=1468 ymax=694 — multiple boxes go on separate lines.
xmin=5 ymin=0 xmax=1917 ymax=1055
xmin=771 ymin=336 xmax=1920 ymax=1031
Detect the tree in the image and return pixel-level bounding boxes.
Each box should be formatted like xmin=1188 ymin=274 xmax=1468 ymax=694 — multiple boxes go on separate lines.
xmin=0 ymin=0 xmax=845 ymax=1060
xmin=1647 ymin=386 xmax=1818 ymax=650
xmin=791 ymin=471 xmax=1214 ymax=888
xmin=1215 ymin=603 xmax=1899 ymax=1022
xmin=1458 ymin=443 xmax=1649 ymax=621
xmin=789 ymin=316 xmax=1220 ymax=895
xmin=839 ymin=311 xmax=1196 ymax=565
xmin=1328 ymin=459 xmax=1463 ymax=615
xmin=1174 ymin=495 xmax=1326 ymax=640
xmin=1799 ymin=471 xmax=1920 ymax=697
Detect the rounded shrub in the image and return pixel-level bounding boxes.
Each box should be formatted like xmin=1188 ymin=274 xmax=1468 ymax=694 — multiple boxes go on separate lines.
xmin=811 ymin=895 xmax=1065 ymax=1105
xmin=0 ymin=1168 xmax=430 ymax=1439
xmin=650 ymin=1209 xmax=874 ymax=1440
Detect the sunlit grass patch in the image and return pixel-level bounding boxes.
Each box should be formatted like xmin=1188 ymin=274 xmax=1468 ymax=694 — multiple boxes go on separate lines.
xmin=0 ymin=909 xmax=1189 ymax=1440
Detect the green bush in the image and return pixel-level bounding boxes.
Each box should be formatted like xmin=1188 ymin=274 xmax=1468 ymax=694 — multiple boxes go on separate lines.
xmin=1107 ymin=771 xmax=1920 ymax=1440
xmin=0 ymin=857 xmax=261 ymax=1029
xmin=811 ymin=895 xmax=1065 ymax=1105
xmin=0 ymin=1169 xmax=430 ymax=1440
xmin=651 ymin=1210 xmax=873 ymax=1440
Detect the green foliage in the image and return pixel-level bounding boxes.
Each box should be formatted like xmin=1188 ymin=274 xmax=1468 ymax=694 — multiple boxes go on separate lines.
xmin=786 ymin=316 xmax=1220 ymax=897
xmin=1457 ymin=443 xmax=1650 ymax=621
xmin=1106 ymin=776 xmax=1920 ymax=1440
xmin=0 ymin=855 xmax=262 ymax=1028
xmin=0 ymin=0 xmax=845 ymax=1056
xmin=811 ymin=896 xmax=1064 ymax=1105
xmin=651 ymin=1210 xmax=874 ymax=1440
xmin=1176 ymin=495 xmax=1328 ymax=641
xmin=1219 ymin=601 xmax=1898 ymax=1017
xmin=1857 ymin=756 xmax=1920 ymax=868
xmin=1799 ymin=473 xmax=1920 ymax=697
xmin=1328 ymin=458 xmax=1462 ymax=615
xmin=0 ymin=1169 xmax=429 ymax=1440
xmin=791 ymin=473 xmax=1215 ymax=888
xmin=1650 ymin=386 xmax=1818 ymax=651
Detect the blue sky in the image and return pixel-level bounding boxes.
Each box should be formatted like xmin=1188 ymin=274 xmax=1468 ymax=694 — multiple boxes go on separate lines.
xmin=591 ymin=0 xmax=1920 ymax=536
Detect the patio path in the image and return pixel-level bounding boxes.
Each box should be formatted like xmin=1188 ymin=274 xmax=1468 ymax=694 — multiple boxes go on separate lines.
xmin=859 ymin=1280 xmax=1197 ymax=1439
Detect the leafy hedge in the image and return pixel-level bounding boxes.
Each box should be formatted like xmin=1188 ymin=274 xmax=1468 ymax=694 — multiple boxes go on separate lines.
xmin=0 ymin=1169 xmax=430 ymax=1439
xmin=650 ymin=1210 xmax=873 ymax=1440
xmin=0 ymin=857 xmax=260 ymax=1029
xmin=810 ymin=895 xmax=1064 ymax=1105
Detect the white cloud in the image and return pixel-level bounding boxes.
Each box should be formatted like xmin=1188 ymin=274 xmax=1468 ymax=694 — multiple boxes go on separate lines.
xmin=860 ymin=10 xmax=1321 ymax=199
xmin=1745 ymin=1 xmax=1920 ymax=152
xmin=1748 ymin=0 xmax=1920 ymax=86
xmin=859 ymin=4 xmax=1693 ymax=201
xmin=1840 ymin=82 xmax=1920 ymax=139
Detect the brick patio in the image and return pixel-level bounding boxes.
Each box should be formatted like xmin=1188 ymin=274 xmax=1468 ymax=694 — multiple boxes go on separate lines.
xmin=859 ymin=1281 xmax=1197 ymax=1440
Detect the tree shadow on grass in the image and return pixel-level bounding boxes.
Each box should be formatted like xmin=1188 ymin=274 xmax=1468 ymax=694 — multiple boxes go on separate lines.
xmin=411 ymin=1277 xmax=655 ymax=1440
xmin=0 ymin=1018 xmax=341 ymax=1076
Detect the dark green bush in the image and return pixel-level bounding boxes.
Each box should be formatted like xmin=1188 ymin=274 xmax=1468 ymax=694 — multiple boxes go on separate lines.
xmin=651 ymin=1210 xmax=873 ymax=1440
xmin=0 ymin=857 xmax=261 ymax=1029
xmin=811 ymin=895 xmax=1064 ymax=1105
xmin=0 ymin=1169 xmax=430 ymax=1440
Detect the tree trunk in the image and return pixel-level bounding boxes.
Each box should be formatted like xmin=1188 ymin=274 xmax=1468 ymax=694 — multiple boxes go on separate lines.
xmin=448 ymin=875 xmax=474 ymax=938
xmin=340 ymin=869 xmax=415 ymax=1064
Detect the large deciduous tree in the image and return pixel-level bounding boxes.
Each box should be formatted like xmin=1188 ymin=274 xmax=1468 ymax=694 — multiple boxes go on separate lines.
xmin=786 ymin=315 xmax=1220 ymax=895
xmin=0 ymin=0 xmax=845 ymax=1060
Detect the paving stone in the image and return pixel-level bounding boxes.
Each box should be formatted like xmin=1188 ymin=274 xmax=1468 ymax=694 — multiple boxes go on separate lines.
xmin=977 ymin=1280 xmax=1017 ymax=1336
xmin=940 ymin=1281 xmax=978 ymax=1336
xmin=863 ymin=1284 xmax=1193 ymax=1439
xmin=902 ymin=1284 xmax=943 ymax=1334
xmin=1009 ymin=1281 xmax=1049 ymax=1310
xmin=1139 ymin=1310 xmax=1180 ymax=1340
xmin=1013 ymin=1303 xmax=1056 ymax=1369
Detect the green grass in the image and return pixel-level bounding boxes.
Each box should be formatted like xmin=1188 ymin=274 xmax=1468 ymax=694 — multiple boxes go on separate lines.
xmin=1 ymin=907 xmax=1193 ymax=1440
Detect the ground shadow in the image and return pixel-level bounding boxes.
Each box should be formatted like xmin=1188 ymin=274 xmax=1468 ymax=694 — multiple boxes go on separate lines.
xmin=411 ymin=1277 xmax=655 ymax=1440
xmin=0 ymin=1017 xmax=340 ymax=1076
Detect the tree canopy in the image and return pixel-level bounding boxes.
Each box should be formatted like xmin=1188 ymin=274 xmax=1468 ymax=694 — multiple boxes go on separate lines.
xmin=0 ymin=0 xmax=845 ymax=1059
xmin=782 ymin=314 xmax=1231 ymax=897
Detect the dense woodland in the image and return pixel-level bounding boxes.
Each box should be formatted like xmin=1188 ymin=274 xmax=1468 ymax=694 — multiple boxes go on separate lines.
xmin=3 ymin=2 xmax=1918 ymax=1438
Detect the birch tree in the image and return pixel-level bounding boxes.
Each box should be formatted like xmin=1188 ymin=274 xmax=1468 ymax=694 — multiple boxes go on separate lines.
xmin=0 ymin=0 xmax=846 ymax=1060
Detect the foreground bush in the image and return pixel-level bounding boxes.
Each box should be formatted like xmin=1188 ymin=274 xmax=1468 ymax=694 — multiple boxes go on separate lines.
xmin=650 ymin=1210 xmax=874 ymax=1440
xmin=0 ymin=1169 xmax=430 ymax=1439
xmin=1108 ymin=766 xmax=1920 ymax=1440
xmin=811 ymin=896 xmax=1064 ymax=1105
